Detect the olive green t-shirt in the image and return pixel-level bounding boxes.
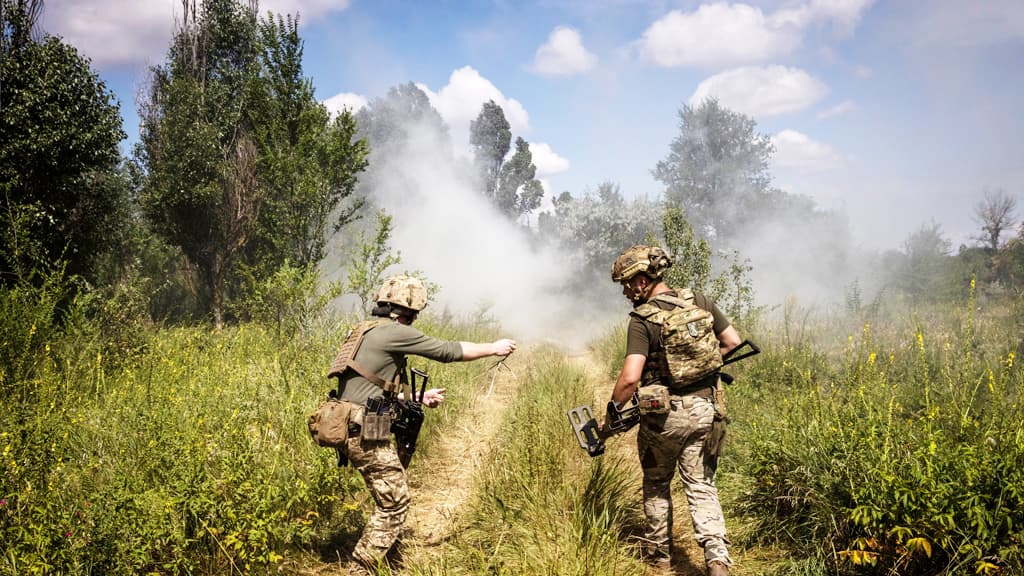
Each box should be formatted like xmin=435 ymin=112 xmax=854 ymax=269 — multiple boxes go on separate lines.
xmin=337 ymin=321 xmax=463 ymax=404
xmin=625 ymin=290 xmax=730 ymax=357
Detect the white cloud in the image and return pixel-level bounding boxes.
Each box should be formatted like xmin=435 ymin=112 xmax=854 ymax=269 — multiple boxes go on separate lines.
xmin=854 ymin=64 xmax=873 ymax=79
xmin=40 ymin=0 xmax=351 ymax=69
xmin=771 ymin=129 xmax=845 ymax=171
xmin=634 ymin=1 xmax=876 ymax=68
xmin=530 ymin=26 xmax=597 ymax=76
xmin=323 ymin=92 xmax=368 ymax=116
xmin=689 ymin=66 xmax=828 ymax=118
xmin=41 ymin=1 xmax=175 ymax=68
xmin=417 ymin=66 xmax=530 ymax=155
xmin=773 ymin=0 xmax=877 ymax=37
xmin=529 ymin=143 xmax=570 ymax=177
xmin=817 ymin=100 xmax=857 ymax=119
xmin=636 ymin=4 xmax=800 ymax=68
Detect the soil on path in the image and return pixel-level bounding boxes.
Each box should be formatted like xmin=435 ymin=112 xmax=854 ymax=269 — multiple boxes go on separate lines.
xmin=398 ymin=354 xmax=522 ymax=567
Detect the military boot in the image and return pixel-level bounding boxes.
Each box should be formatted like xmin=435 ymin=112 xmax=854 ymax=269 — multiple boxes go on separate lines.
xmin=707 ymin=560 xmax=730 ymax=576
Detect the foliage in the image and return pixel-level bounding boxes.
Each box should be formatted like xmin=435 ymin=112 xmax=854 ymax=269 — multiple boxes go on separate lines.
xmin=469 ymin=100 xmax=544 ymax=220
xmin=233 ymin=260 xmax=343 ymax=340
xmin=136 ymin=1 xmax=367 ymax=328
xmin=469 ymin=100 xmax=510 ymax=199
xmin=656 ymin=202 xmax=758 ymax=327
xmin=0 ymin=0 xmax=128 ymax=287
xmin=881 ymin=221 xmax=955 ymax=301
xmin=345 ymin=210 xmax=402 ymax=314
xmin=729 ymin=285 xmax=1024 ymax=575
xmin=537 ymin=181 xmax=663 ymax=277
xmin=653 ymin=98 xmax=774 ymax=242
xmin=244 ymin=14 xmax=368 ymax=275
xmin=972 ymin=188 xmax=1017 ymax=252
xmin=354 ymin=82 xmax=449 ymax=160
xmin=136 ymin=0 xmax=262 ymax=328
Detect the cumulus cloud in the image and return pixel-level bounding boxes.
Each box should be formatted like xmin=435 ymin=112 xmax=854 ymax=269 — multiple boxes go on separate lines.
xmin=634 ymin=1 xmax=876 ymax=68
xmin=323 ymin=92 xmax=368 ymax=116
xmin=529 ymin=142 xmax=570 ymax=177
xmin=41 ymin=0 xmax=351 ymax=69
xmin=771 ymin=129 xmax=845 ymax=171
xmin=773 ymin=0 xmax=877 ymax=37
xmin=817 ymin=100 xmax=857 ymax=119
xmin=689 ymin=65 xmax=828 ymax=118
xmin=530 ymin=26 xmax=597 ymax=76
xmin=417 ymin=66 xmax=530 ymax=155
xmin=636 ymin=4 xmax=799 ymax=68
xmin=41 ymin=1 xmax=175 ymax=68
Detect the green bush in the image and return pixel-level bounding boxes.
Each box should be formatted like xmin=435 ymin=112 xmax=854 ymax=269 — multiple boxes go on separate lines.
xmin=729 ymin=287 xmax=1024 ymax=575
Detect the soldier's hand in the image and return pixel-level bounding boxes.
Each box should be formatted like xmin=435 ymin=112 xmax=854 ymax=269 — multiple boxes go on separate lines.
xmin=492 ymin=339 xmax=517 ymax=357
xmin=422 ymin=388 xmax=446 ymax=408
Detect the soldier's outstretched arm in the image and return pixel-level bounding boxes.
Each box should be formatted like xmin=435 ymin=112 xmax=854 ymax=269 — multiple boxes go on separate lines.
xmin=459 ymin=339 xmax=517 ymax=361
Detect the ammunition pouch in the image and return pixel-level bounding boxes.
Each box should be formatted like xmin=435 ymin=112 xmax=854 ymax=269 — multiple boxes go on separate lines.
xmin=362 ymin=396 xmax=394 ymax=441
xmin=307 ymin=398 xmax=355 ymax=447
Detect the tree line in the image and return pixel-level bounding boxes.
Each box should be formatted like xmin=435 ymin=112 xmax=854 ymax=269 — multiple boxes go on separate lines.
xmin=3 ymin=0 xmax=1022 ymax=339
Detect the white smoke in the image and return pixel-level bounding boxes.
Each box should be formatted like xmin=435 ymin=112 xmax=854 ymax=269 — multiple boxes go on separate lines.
xmin=333 ymin=115 xmax=624 ymax=351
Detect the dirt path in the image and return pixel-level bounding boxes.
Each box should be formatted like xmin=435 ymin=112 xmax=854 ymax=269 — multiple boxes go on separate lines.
xmin=399 ymin=355 xmax=522 ymax=566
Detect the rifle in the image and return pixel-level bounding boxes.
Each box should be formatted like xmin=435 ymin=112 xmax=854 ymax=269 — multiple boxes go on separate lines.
xmin=392 ymin=368 xmax=428 ymax=468
xmin=567 ymin=339 xmax=760 ymax=458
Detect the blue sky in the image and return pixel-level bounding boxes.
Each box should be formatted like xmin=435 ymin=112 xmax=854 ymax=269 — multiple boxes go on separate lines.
xmin=41 ymin=0 xmax=1024 ymax=251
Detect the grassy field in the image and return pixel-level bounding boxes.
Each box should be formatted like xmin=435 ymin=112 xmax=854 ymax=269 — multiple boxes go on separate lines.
xmin=2 ymin=286 xmax=1022 ymax=575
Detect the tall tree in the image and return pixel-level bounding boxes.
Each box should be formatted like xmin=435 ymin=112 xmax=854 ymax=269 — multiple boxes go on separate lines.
xmin=973 ymin=188 xmax=1017 ymax=252
xmin=137 ymin=1 xmax=367 ymax=327
xmin=653 ymin=98 xmax=774 ymax=241
xmin=246 ymin=14 xmax=368 ymax=273
xmin=470 ymin=100 xmax=511 ymax=201
xmin=0 ymin=0 xmax=128 ymax=286
xmin=355 ymin=82 xmax=449 ymax=156
xmin=469 ymin=101 xmax=543 ymax=220
xmin=136 ymin=0 xmax=261 ymax=328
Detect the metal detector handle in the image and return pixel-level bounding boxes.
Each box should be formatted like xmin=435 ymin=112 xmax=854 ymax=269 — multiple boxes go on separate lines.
xmin=722 ymin=340 xmax=760 ymax=367
xmin=411 ymin=368 xmax=428 ymax=403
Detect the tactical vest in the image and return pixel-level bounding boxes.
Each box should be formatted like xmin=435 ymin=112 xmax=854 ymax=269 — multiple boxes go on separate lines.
xmin=631 ymin=290 xmax=723 ymax=389
xmin=327 ymin=319 xmax=404 ymax=395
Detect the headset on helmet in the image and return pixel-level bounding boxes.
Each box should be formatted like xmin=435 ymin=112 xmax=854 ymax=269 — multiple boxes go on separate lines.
xmin=610 ymin=245 xmax=672 ymax=283
xmin=376 ymin=274 xmax=428 ymax=312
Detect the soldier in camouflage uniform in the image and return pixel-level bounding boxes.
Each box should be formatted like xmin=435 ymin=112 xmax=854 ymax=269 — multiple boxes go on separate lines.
xmin=607 ymin=246 xmax=742 ymax=576
xmin=332 ymin=274 xmax=517 ymax=574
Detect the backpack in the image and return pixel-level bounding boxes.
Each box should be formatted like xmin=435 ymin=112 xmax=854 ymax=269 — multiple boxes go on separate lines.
xmin=631 ymin=289 xmax=723 ymax=387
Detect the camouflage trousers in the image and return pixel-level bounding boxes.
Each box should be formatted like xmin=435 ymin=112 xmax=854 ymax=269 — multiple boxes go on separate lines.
xmin=636 ymin=391 xmax=731 ymax=566
xmin=342 ymin=434 xmax=410 ymax=568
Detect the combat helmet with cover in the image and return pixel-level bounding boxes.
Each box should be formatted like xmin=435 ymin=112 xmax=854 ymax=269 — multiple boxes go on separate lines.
xmin=611 ymin=245 xmax=672 ymax=283
xmin=377 ymin=274 xmax=428 ymax=312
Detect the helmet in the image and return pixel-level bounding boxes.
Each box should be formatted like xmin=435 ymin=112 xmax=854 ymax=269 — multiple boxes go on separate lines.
xmin=611 ymin=245 xmax=672 ymax=283
xmin=376 ymin=274 xmax=428 ymax=312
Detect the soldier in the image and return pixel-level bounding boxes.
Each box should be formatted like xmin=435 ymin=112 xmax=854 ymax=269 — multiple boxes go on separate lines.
xmin=607 ymin=246 xmax=741 ymax=576
xmin=329 ymin=274 xmax=516 ymax=574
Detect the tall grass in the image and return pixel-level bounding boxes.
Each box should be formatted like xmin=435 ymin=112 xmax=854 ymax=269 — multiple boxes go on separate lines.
xmin=0 ymin=304 xmax=501 ymax=575
xmin=403 ymin=348 xmax=645 ymax=576
xmin=730 ymin=287 xmax=1024 ymax=575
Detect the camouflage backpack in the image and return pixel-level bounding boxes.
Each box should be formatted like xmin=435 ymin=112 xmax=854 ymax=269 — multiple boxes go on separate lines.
xmin=631 ymin=289 xmax=723 ymax=388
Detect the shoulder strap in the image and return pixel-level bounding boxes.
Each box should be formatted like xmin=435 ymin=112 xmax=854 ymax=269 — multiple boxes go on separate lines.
xmin=631 ymin=289 xmax=697 ymax=321
xmin=327 ymin=319 xmax=404 ymax=395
